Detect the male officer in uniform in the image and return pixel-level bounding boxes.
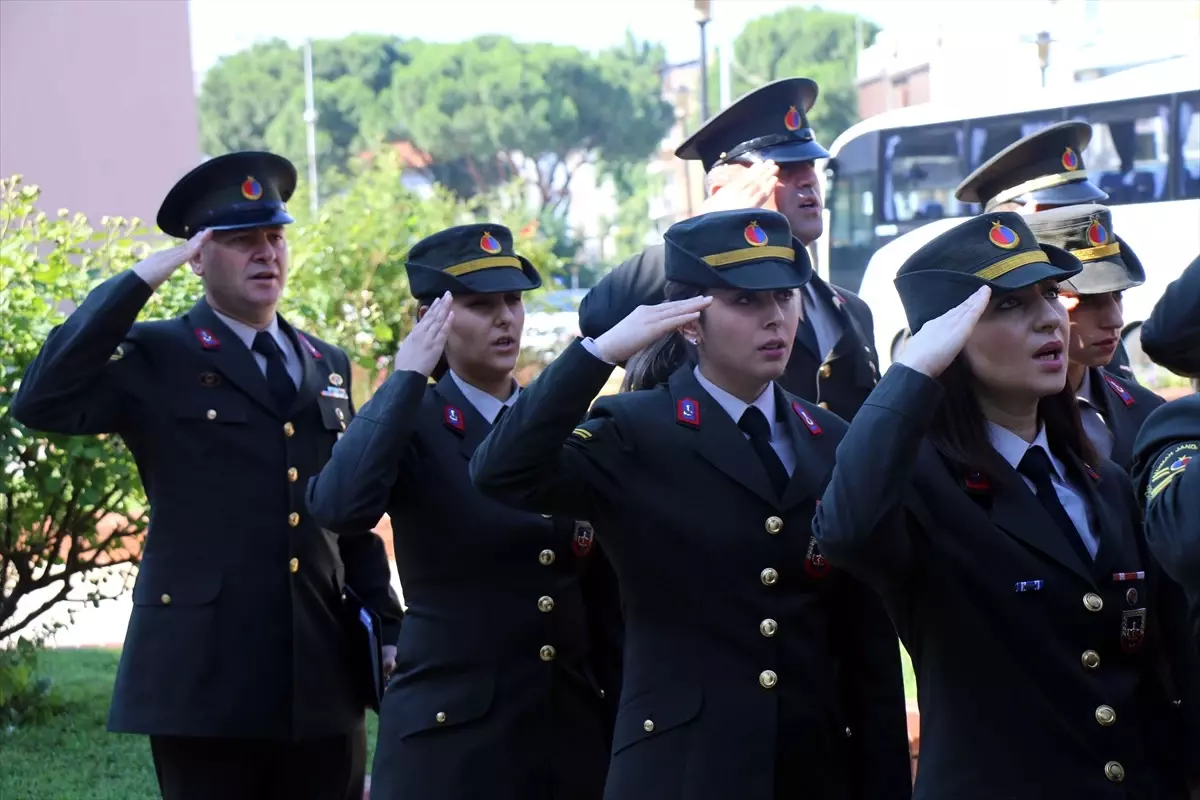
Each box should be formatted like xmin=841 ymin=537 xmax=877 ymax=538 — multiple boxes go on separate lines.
xmin=12 ymin=151 xmax=403 ymax=800
xmin=955 ymin=120 xmax=1139 ymax=377
xmin=1026 ymin=204 xmax=1163 ymax=470
xmin=577 ymin=78 xmax=881 ymax=421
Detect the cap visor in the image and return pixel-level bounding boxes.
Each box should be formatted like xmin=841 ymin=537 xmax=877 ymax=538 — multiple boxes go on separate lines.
xmin=1061 ymin=236 xmax=1145 ymax=293
xmin=714 ymin=257 xmax=812 ymax=291
xmin=989 ymin=243 xmax=1082 ymax=290
xmin=205 ymin=209 xmax=295 ymax=232
xmin=750 ymin=140 xmax=831 ymax=164
xmin=1028 ymin=179 xmax=1108 ymax=206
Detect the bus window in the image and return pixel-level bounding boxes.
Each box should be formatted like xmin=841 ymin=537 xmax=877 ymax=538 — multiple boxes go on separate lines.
xmin=1072 ymin=98 xmax=1172 ymax=204
xmin=1178 ymin=93 xmax=1199 ymax=199
xmin=882 ymin=125 xmax=968 ymax=224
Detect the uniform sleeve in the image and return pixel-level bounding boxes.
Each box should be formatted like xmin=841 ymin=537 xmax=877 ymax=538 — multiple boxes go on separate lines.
xmin=338 ymin=531 xmax=405 ymax=646
xmin=305 ymin=369 xmax=429 ymax=534
xmin=1142 ymin=438 xmax=1200 ymax=592
xmin=469 ymin=338 xmax=632 ymax=521
xmin=577 ymin=246 xmax=667 ymax=340
xmin=11 ymin=270 xmax=153 ymax=435
xmin=1140 ymin=255 xmax=1200 ymax=377
xmin=831 ymin=574 xmax=913 ymax=799
xmin=813 ymin=364 xmax=944 ymax=589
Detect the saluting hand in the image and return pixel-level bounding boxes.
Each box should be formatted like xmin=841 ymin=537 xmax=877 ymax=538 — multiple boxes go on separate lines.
xmin=394 ymin=291 xmax=454 ymax=376
xmin=699 ymin=160 xmax=780 ymax=214
xmin=132 ymin=228 xmax=213 ymax=290
xmin=594 ymin=296 xmax=712 ymax=364
xmin=896 ymin=286 xmax=991 ymax=378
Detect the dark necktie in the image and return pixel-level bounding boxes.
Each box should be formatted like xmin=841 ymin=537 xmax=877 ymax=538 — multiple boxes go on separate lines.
xmin=1017 ymin=446 xmax=1093 ymax=566
xmin=493 ymin=404 xmax=509 ymax=426
xmin=797 ymin=296 xmax=820 ymax=357
xmin=738 ymin=406 xmax=790 ymax=498
xmin=252 ymin=331 xmax=297 ymax=413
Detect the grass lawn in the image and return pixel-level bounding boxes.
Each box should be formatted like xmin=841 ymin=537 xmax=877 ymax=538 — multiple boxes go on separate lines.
xmin=1 ymin=646 xmax=917 ymax=799
xmin=0 ymin=648 xmax=380 ymax=800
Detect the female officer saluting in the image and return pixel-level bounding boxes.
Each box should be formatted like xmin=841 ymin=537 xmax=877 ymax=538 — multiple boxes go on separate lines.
xmin=813 ymin=212 xmax=1200 ymax=798
xmin=471 ymin=209 xmax=913 ymax=800
xmin=306 ymin=224 xmax=621 ymax=800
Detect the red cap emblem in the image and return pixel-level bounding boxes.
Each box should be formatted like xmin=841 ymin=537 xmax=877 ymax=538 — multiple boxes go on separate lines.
xmin=1061 ymin=147 xmax=1080 ymax=172
xmin=241 ymin=176 xmax=263 ymax=201
xmin=988 ymin=220 xmax=1020 ymax=250
xmin=479 ymin=231 xmax=501 ymax=254
xmin=744 ymin=221 xmax=767 ymax=247
xmin=784 ymin=105 xmax=802 ymax=132
xmin=1086 ymin=217 xmax=1109 ymax=247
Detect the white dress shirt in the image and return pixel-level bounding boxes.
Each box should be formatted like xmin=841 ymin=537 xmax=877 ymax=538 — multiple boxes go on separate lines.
xmin=449 ymin=371 xmax=519 ymax=424
xmin=803 ymin=284 xmax=843 ymax=361
xmin=211 ymin=309 xmax=302 ymax=387
xmin=693 ymin=367 xmax=796 ymax=476
xmin=986 ymin=421 xmax=1099 ymax=558
xmin=1075 ymin=369 xmax=1115 ymax=459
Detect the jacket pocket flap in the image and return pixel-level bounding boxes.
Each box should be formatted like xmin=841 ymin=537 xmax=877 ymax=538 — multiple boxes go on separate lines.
xmin=132 ymin=566 xmax=223 ymax=606
xmin=317 ymin=396 xmax=350 ymax=432
xmin=612 ymin=681 xmax=702 ymax=755
xmin=389 ymin=673 xmax=496 ymax=738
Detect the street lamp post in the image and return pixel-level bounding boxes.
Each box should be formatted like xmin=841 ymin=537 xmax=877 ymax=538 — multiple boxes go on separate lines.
xmin=694 ymin=1 xmax=711 ymax=122
xmin=303 ymin=39 xmax=320 ymax=214
xmin=1035 ymin=31 xmax=1052 ymax=88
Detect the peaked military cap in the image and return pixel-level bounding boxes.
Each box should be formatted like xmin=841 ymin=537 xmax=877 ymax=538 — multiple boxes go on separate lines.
xmin=663 ymin=209 xmax=812 ymax=291
xmin=405 ymin=224 xmax=542 ymax=298
xmin=675 ymin=78 xmax=829 ymax=172
xmin=1025 ymin=204 xmax=1145 ymax=295
xmin=157 ymin=151 xmax=296 ymax=239
xmin=955 ymin=121 xmax=1107 ymax=211
xmin=895 ymin=212 xmax=1082 ymax=334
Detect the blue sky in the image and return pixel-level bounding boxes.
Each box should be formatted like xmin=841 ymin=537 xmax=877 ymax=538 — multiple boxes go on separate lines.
xmin=187 ymin=0 xmax=968 ymax=75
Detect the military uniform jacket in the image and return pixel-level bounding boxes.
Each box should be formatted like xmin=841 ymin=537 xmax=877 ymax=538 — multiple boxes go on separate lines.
xmin=813 ymin=366 xmax=1200 ymax=799
xmin=1132 ymin=393 xmax=1200 ymax=654
xmin=1083 ymin=366 xmax=1164 ymax=472
xmin=470 ymin=340 xmax=913 ymax=800
xmin=305 ymin=369 xmax=622 ymax=800
xmin=577 ymin=243 xmax=881 ymax=420
xmin=11 ymin=270 xmax=404 ymax=740
xmin=1140 ymin=255 xmax=1200 ymax=378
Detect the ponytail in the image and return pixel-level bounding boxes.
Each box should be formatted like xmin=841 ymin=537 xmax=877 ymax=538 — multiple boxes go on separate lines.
xmin=620 ymin=281 xmax=705 ymax=392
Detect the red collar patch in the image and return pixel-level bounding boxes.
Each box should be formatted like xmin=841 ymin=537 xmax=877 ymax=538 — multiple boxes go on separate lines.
xmin=964 ymin=470 xmax=991 ymax=492
xmin=194 ymin=328 xmax=220 ymax=350
xmin=676 ymin=397 xmax=701 ymax=427
xmin=297 ymin=333 xmax=322 ymax=359
xmin=443 ymin=405 xmax=465 ymax=432
xmin=1103 ymin=373 xmax=1134 ymax=407
xmin=792 ymin=402 xmax=822 ymax=436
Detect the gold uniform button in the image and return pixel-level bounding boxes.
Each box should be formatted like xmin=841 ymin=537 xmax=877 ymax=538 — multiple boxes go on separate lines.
xmin=643 ymin=719 xmax=655 ymax=732
xmin=818 ymin=402 xmax=829 ymax=410
xmin=288 ymin=512 xmax=300 ymax=527
xmin=537 ymin=596 xmax=555 ymax=613
xmin=1104 ymin=761 xmax=1125 ymax=782
xmin=760 ymin=568 xmax=779 ymax=586
xmin=1081 ymin=650 xmax=1100 ymax=670
xmin=283 ymin=421 xmax=295 ymax=437
xmin=765 ymin=516 xmax=783 ymax=534
xmin=539 ymin=645 xmax=556 ymax=662
xmin=287 ymin=467 xmax=299 ymax=483
xmin=1095 ymin=705 xmax=1116 ymax=726
xmin=538 ymin=549 xmax=556 ymax=566
xmin=205 ymin=409 xmax=217 ymax=420
xmin=435 ymin=711 xmax=446 ymax=724
xmin=289 ymin=557 xmax=299 ymax=574
xmin=760 ymin=619 xmax=778 ymax=637
xmin=160 ymin=593 xmax=172 ymax=605
xmin=759 ymin=670 xmax=778 ymax=689
xmin=820 ymin=364 xmax=832 ymax=378
xmin=1083 ymin=593 xmax=1104 ymax=612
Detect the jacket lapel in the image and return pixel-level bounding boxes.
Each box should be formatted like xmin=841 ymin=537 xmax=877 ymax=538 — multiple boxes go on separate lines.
xmin=776 ymin=389 xmax=832 ymax=510
xmin=432 ymin=373 xmax=492 ymax=460
xmin=989 ymin=461 xmax=1096 ymax=584
xmin=806 ymin=272 xmax=876 ymax=388
xmin=278 ymin=316 xmax=328 ymax=416
xmin=1064 ymin=452 xmax=1121 ymax=580
xmin=668 ymin=367 xmax=778 ymax=507
xmin=1090 ymin=368 xmax=1134 ymax=468
xmin=184 ymin=301 xmax=277 ymax=415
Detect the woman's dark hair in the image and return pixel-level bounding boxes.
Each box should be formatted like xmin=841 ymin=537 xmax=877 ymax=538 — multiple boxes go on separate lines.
xmin=620 ymin=281 xmax=705 ymax=392
xmin=929 ymin=353 xmax=1099 ymax=484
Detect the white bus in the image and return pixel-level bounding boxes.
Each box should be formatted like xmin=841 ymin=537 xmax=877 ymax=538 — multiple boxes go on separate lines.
xmin=817 ymin=55 xmax=1200 ymax=389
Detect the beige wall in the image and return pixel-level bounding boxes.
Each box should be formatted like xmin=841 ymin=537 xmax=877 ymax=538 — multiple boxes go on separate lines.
xmin=0 ymin=0 xmax=199 ymax=228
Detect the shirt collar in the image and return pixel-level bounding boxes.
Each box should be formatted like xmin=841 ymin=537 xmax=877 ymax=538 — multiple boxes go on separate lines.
xmin=986 ymin=421 xmax=1066 ymax=480
xmin=449 ymin=371 xmax=519 ymax=424
xmin=211 ymin=308 xmax=284 ymax=353
xmin=1076 ymin=368 xmax=1099 ymax=409
xmin=693 ymin=366 xmax=777 ymax=435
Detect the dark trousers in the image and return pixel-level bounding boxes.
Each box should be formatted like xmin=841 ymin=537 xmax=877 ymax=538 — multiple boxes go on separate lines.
xmin=150 ymin=724 xmax=366 ymax=800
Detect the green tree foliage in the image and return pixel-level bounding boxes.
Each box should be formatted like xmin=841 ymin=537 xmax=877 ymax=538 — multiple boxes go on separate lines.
xmin=0 ymin=156 xmax=561 ymax=637
xmin=707 ymin=7 xmax=877 ymax=146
